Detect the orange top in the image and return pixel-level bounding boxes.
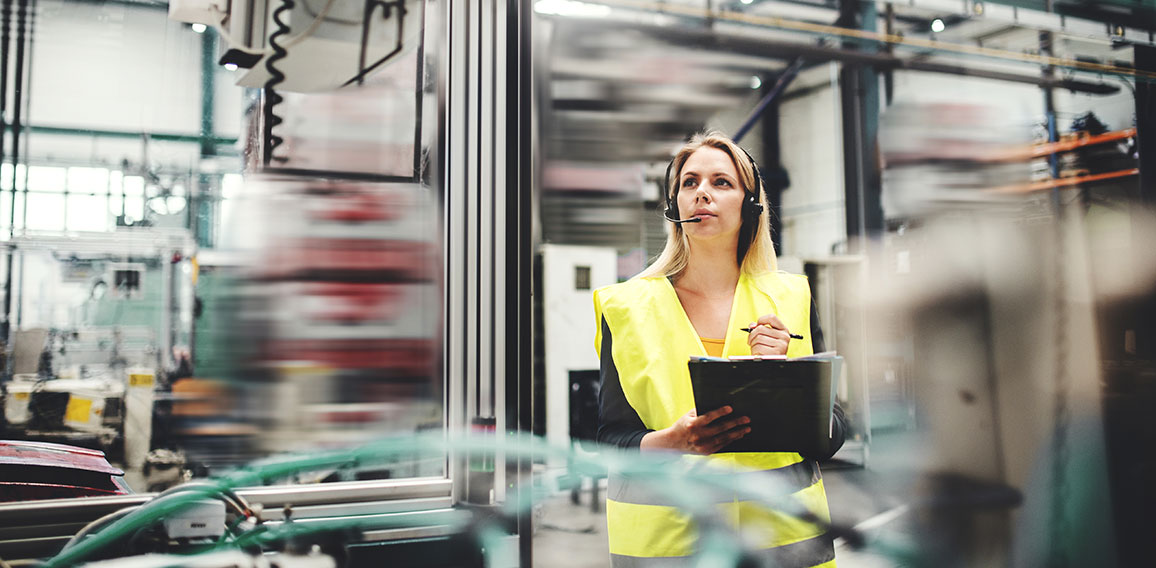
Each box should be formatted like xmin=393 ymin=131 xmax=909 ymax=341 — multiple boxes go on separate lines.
xmin=700 ymin=337 xmax=725 ymax=358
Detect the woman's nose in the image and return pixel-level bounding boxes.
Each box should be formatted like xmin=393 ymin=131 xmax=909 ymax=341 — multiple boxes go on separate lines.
xmin=694 ymin=182 xmax=711 ymax=201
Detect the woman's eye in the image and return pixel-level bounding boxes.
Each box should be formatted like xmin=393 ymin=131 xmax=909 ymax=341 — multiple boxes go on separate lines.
xmin=682 ymin=178 xmax=697 ymax=188
xmin=714 ymin=178 xmax=732 ymax=187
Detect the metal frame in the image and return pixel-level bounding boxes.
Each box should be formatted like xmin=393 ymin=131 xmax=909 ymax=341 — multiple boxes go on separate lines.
xmin=442 ymin=0 xmax=533 ymax=562
xmin=0 ymin=478 xmax=453 ymax=559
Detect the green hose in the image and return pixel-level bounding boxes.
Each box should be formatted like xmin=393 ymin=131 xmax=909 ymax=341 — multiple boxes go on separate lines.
xmin=45 ymin=432 xmax=835 ymax=567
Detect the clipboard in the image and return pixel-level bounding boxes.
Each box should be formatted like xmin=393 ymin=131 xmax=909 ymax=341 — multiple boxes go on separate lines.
xmin=689 ymin=355 xmax=841 ymax=455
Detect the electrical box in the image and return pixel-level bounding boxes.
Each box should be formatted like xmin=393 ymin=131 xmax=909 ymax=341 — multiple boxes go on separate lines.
xmin=162 ymin=498 xmax=226 ymax=540
xmin=108 ymin=263 xmax=146 ymax=299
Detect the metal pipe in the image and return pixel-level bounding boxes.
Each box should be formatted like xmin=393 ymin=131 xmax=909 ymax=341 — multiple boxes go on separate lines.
xmin=1 ymin=0 xmax=13 ymax=349
xmin=160 ymin=248 xmax=173 ymax=371
xmin=1 ymin=0 xmax=26 ymax=347
xmin=734 ymin=56 xmax=804 ymax=143
xmin=20 ymin=0 xmax=34 ymax=233
xmin=552 ymin=17 xmax=1120 ymax=95
xmin=883 ymin=1 xmax=893 ymax=105
xmin=0 ymin=0 xmax=9 ymax=175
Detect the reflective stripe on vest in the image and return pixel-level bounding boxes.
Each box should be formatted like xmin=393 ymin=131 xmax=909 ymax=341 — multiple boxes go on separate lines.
xmin=607 ymin=459 xmax=822 ymax=507
xmin=609 ymin=532 xmax=837 ymax=567
xmin=594 ymin=272 xmax=834 ymax=566
xmin=606 ymin=479 xmax=833 ymax=557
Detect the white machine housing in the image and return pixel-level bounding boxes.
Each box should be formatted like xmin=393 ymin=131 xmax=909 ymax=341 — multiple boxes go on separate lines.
xmin=169 ymin=0 xmax=423 ymax=93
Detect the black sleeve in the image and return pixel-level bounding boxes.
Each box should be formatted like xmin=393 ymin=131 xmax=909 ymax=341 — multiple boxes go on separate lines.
xmin=596 ymin=316 xmax=652 ymax=449
xmin=809 ymin=298 xmax=826 ymax=354
xmin=802 ymin=300 xmax=847 ymax=461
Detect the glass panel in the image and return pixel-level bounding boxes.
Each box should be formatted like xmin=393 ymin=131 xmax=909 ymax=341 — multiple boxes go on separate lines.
xmin=1 ymin=0 xmax=442 ymax=520
xmin=123 ymin=196 xmax=144 ymax=223
xmin=0 ymin=190 xmax=11 ymax=235
xmin=122 ymin=175 xmax=145 ymax=197
xmin=108 ymin=192 xmax=123 ymax=218
xmin=66 ymin=195 xmax=111 ymax=232
xmin=12 ymin=191 xmax=25 ymax=232
xmin=0 ymin=163 xmax=27 ymax=191
xmin=27 ymin=166 xmax=67 ymax=193
xmin=24 ymin=193 xmax=66 ymax=230
xmin=221 ymin=173 xmax=243 ymax=199
xmin=67 ymin=167 xmax=111 ymax=196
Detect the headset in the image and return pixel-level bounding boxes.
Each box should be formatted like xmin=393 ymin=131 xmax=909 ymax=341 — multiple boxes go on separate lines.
xmin=663 ymin=145 xmax=765 ymax=230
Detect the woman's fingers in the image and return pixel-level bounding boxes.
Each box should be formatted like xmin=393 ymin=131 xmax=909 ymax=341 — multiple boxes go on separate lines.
xmin=747 ymin=314 xmax=793 ymax=356
xmin=691 ymin=406 xmax=747 ymax=433
xmin=696 ymin=405 xmax=733 ymax=424
xmin=753 ymin=313 xmax=788 ymax=333
xmin=748 ymin=326 xmax=789 ymax=355
xmin=697 ymin=422 xmax=751 ymax=454
xmin=747 ymin=324 xmax=790 ymax=343
xmin=676 ymin=407 xmax=755 ymax=454
xmin=686 ymin=408 xmax=750 ymax=452
xmin=695 ymin=415 xmax=749 ymax=438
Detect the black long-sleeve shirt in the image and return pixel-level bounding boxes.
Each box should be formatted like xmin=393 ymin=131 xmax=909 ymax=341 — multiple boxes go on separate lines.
xmin=597 ymin=300 xmax=847 ymax=461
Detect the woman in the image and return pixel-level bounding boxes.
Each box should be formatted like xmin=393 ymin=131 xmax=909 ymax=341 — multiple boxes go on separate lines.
xmin=594 ymin=132 xmax=843 ymax=567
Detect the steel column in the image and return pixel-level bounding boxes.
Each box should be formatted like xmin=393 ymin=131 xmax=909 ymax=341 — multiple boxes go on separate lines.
xmin=839 ymin=0 xmax=883 ymax=245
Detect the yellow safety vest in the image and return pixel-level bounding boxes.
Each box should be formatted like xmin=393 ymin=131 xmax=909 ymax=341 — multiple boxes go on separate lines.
xmin=593 ymin=272 xmax=836 ymax=567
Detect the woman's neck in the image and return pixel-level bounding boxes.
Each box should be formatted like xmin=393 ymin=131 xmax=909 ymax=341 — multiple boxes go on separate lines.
xmin=676 ymin=245 xmax=740 ymax=296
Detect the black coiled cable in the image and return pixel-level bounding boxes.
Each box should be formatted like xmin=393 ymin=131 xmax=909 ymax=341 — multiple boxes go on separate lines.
xmin=262 ymin=0 xmax=293 ymax=166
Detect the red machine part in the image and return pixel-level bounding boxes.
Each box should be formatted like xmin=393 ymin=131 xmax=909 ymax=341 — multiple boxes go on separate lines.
xmin=0 ymin=440 xmax=132 ymax=502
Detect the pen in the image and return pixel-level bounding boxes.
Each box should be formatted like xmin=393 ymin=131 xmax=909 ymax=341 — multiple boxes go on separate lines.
xmin=741 ymin=326 xmax=804 ymax=340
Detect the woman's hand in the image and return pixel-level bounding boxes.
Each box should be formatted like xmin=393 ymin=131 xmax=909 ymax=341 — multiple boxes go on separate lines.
xmin=641 ymin=406 xmax=750 ymax=455
xmin=747 ymin=313 xmax=792 ymax=356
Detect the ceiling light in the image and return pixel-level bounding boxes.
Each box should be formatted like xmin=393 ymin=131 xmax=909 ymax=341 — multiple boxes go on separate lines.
xmin=930 ymin=19 xmax=945 ymax=33
xmin=741 ymin=0 xmax=754 ymax=5
xmin=750 ymin=76 xmax=762 ymax=89
xmin=224 ymin=63 xmax=238 ymax=71
xmin=191 ymin=23 xmax=207 ymax=34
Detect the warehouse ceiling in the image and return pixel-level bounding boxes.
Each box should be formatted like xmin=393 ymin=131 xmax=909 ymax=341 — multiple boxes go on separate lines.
xmin=535 ymin=0 xmax=1149 ymax=257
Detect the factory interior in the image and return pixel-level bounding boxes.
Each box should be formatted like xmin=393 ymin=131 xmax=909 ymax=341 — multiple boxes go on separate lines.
xmin=0 ymin=0 xmax=1153 ymax=566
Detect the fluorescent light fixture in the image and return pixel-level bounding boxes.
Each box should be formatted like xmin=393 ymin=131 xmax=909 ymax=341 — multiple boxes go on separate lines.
xmin=930 ymin=18 xmax=945 ymax=33
xmin=741 ymin=0 xmax=754 ymax=4
xmin=535 ymin=0 xmax=612 ymax=17
xmin=750 ymin=75 xmax=761 ymax=89
xmin=191 ymin=23 xmax=207 ymax=34
xmin=224 ymin=63 xmax=238 ymax=71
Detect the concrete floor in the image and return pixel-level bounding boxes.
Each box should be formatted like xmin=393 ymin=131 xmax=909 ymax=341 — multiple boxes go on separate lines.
xmin=531 ymin=429 xmax=922 ymax=567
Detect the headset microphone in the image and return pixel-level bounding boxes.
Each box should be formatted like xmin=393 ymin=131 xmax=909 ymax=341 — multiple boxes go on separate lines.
xmin=664 ymin=213 xmax=702 ymax=224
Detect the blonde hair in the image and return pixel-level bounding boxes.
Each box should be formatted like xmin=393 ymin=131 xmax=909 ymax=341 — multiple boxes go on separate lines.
xmin=636 ymin=131 xmax=778 ymax=280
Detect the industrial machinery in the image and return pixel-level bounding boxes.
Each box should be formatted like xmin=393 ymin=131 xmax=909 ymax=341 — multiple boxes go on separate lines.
xmin=170 ymin=0 xmax=424 ymax=93
xmin=1 ymin=229 xmax=197 ymax=472
xmin=0 ymin=440 xmax=132 ymax=502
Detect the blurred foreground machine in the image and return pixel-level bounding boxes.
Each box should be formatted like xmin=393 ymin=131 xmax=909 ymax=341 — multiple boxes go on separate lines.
xmin=864 ymin=199 xmax=1123 ymax=566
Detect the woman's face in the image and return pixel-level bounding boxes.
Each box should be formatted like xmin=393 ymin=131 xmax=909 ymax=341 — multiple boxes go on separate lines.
xmin=676 ymin=146 xmax=746 ymax=244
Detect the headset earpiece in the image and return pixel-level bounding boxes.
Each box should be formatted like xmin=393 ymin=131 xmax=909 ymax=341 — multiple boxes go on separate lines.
xmin=662 ymin=158 xmax=678 ymax=221
xmin=738 ymin=147 xmax=764 ymax=225
xmin=742 ymin=192 xmax=764 ymax=222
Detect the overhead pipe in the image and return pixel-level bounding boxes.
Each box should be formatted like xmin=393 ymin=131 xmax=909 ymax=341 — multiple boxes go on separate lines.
xmin=551 ymin=17 xmax=1121 ymax=95
xmin=734 ymin=56 xmax=805 ymax=143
